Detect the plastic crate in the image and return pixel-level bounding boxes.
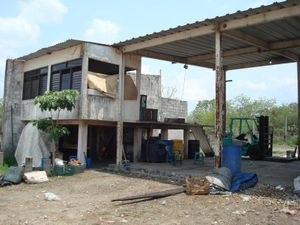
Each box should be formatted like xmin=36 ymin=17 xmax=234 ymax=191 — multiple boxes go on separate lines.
xmin=54 ymin=165 xmax=73 ymax=176
xmin=69 ymin=164 xmax=85 ymax=174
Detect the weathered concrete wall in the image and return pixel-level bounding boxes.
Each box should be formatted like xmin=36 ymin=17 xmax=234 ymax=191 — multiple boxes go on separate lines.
xmin=130 ymin=74 xmax=161 ymax=110
xmin=21 ymin=99 xmax=80 ymax=121
xmin=87 ymin=95 xmax=118 ymax=121
xmin=2 ymin=59 xmax=25 ymax=157
xmin=160 ymin=97 xmax=188 ymax=121
xmin=130 ymin=73 xmax=187 ymax=123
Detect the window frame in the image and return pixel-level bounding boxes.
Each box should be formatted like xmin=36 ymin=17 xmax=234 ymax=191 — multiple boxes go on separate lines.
xmin=50 ymin=58 xmax=82 ymax=92
xmin=23 ymin=66 xmax=48 ymax=100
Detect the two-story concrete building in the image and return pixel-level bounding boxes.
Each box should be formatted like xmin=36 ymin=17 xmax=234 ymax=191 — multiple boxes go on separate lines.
xmin=2 ymin=40 xmax=193 ymax=166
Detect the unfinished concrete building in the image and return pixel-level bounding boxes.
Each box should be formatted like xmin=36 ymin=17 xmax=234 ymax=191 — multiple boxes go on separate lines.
xmin=2 ymin=40 xmax=195 ymax=165
xmin=3 ymin=0 xmax=300 ymax=168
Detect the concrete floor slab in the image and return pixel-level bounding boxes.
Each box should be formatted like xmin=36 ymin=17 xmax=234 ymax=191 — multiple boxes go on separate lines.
xmin=130 ymin=158 xmax=300 ymax=187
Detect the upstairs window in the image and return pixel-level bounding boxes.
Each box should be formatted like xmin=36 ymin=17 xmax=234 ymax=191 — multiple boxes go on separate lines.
xmin=50 ymin=58 xmax=82 ymax=91
xmin=23 ymin=67 xmax=48 ymax=100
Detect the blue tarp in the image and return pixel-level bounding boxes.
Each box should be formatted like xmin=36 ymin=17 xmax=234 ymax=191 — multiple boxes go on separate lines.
xmin=230 ymin=172 xmax=258 ymax=192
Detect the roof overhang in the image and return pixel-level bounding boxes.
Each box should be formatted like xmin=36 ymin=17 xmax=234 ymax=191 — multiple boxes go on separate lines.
xmin=114 ymin=1 xmax=300 ymax=70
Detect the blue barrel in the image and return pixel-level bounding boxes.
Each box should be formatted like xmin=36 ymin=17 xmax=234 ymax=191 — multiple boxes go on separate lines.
xmin=86 ymin=157 xmax=92 ymax=169
xmin=161 ymin=140 xmax=173 ymax=152
xmin=222 ymin=145 xmax=241 ymax=175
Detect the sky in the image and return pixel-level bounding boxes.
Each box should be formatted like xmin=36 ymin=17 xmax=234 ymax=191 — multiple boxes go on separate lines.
xmin=0 ymin=0 xmax=297 ymax=113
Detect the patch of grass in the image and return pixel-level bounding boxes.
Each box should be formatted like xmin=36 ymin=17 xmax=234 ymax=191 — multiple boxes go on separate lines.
xmin=0 ymin=164 xmax=9 ymax=174
xmin=4 ymin=154 xmax=17 ymax=167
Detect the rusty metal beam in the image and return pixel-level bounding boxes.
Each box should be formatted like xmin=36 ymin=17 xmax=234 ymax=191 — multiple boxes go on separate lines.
xmin=137 ymin=50 xmax=214 ymax=68
xmin=225 ymin=58 xmax=292 ymax=70
xmin=224 ymin=30 xmax=299 ymax=61
xmin=188 ymin=39 xmax=300 ymax=63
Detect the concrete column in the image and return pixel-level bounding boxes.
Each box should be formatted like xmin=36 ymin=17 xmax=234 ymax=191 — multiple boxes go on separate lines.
xmin=116 ymin=54 xmax=125 ymax=165
xmin=223 ymin=71 xmax=227 ymax=134
xmin=80 ymin=44 xmax=89 ymax=119
xmin=161 ymin=128 xmax=168 ymax=140
xmin=46 ymin=65 xmax=51 ymax=91
xmin=147 ymin=128 xmax=153 ymax=138
xmin=298 ymin=62 xmax=300 ymax=159
xmin=184 ymin=129 xmax=189 ymax=159
xmin=2 ymin=59 xmax=25 ymax=158
xmin=215 ymin=30 xmax=225 ymax=168
xmin=77 ymin=122 xmax=88 ymax=163
xmin=133 ymin=127 xmax=142 ymax=162
xmin=136 ymin=57 xmax=142 ymax=118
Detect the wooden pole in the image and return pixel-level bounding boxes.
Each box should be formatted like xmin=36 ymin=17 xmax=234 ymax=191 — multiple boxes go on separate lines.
xmin=215 ymin=30 xmax=225 ymax=168
xmin=297 ymin=62 xmax=300 ymax=159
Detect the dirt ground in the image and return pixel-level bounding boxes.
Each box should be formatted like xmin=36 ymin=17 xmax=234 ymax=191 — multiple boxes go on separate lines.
xmin=0 ymin=170 xmax=299 ymax=225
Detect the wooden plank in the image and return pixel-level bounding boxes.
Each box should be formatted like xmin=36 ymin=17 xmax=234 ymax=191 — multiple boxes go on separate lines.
xmin=111 ymin=187 xmax=186 ymax=202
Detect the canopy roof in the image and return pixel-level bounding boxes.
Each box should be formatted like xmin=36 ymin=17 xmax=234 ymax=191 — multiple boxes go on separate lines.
xmin=114 ymin=0 xmax=300 ymax=70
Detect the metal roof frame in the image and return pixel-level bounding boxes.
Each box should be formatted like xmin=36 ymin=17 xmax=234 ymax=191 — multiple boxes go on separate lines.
xmin=114 ymin=0 xmax=300 ymax=70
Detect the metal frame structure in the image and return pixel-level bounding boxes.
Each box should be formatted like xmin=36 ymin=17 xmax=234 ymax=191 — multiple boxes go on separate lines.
xmin=113 ymin=0 xmax=300 ymax=165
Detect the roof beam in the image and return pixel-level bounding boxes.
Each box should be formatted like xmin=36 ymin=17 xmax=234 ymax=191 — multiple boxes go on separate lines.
xmin=121 ymin=4 xmax=300 ymax=54
xmin=220 ymin=4 xmax=300 ymax=32
xmin=225 ymin=58 xmax=292 ymax=70
xmin=224 ymin=30 xmax=299 ymax=61
xmin=122 ymin=24 xmax=215 ymax=53
xmin=224 ymin=30 xmax=269 ymax=49
xmin=187 ymin=38 xmax=300 ymax=62
xmin=137 ymin=50 xmax=214 ymax=68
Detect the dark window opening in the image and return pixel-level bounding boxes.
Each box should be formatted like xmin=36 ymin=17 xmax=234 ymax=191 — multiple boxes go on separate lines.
xmin=88 ymin=58 xmax=134 ymax=75
xmin=50 ymin=58 xmax=82 ymax=91
xmin=23 ymin=67 xmax=48 ymax=100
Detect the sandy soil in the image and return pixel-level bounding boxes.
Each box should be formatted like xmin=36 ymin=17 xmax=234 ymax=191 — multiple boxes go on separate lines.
xmin=0 ymin=170 xmax=299 ymax=225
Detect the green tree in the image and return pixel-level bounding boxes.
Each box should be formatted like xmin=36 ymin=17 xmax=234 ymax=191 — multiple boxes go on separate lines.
xmin=227 ymin=94 xmax=276 ymax=118
xmin=188 ymin=99 xmax=215 ymax=125
xmin=33 ymin=90 xmax=79 ymax=166
xmin=189 ymin=95 xmax=297 ymax=145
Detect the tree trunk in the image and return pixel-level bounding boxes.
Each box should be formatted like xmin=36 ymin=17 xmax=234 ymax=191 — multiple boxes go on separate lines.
xmin=51 ymin=140 xmax=56 ymax=168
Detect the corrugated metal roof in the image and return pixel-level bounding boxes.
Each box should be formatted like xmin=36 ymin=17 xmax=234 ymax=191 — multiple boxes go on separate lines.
xmin=113 ymin=0 xmax=300 ymax=70
xmin=114 ymin=1 xmax=299 ymax=47
xmin=18 ymin=39 xmax=110 ymax=61
xmin=17 ymin=0 xmax=300 ymax=70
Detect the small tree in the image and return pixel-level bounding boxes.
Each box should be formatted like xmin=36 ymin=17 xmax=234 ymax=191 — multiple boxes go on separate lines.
xmin=33 ymin=90 xmax=79 ymax=166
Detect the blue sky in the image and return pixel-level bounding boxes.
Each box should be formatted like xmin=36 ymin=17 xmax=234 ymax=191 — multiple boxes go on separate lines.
xmin=0 ymin=0 xmax=297 ymax=113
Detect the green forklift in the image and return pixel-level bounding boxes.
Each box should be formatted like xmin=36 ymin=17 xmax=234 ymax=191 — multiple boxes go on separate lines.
xmin=227 ymin=116 xmax=273 ymax=160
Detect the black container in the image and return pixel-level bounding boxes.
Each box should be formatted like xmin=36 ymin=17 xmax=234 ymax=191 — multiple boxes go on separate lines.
xmin=188 ymin=140 xmax=200 ymax=159
xmin=148 ymin=143 xmax=167 ymax=163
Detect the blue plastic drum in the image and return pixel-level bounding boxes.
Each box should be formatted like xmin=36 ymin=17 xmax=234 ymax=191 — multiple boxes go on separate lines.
xmin=222 ymin=145 xmax=241 ymax=175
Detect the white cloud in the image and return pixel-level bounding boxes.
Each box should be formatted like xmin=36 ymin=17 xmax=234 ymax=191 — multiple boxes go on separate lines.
xmin=85 ymin=19 xmax=120 ymax=44
xmin=0 ymin=0 xmax=68 ymax=97
xmin=18 ymin=0 xmax=68 ymax=23
xmin=0 ymin=17 xmax=39 ymax=48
